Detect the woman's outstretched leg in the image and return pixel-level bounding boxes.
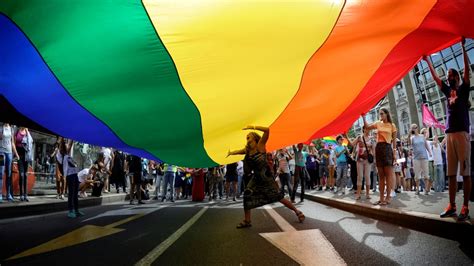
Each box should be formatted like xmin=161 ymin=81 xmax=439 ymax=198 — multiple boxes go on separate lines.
xmin=279 ymin=198 xmax=305 ymax=222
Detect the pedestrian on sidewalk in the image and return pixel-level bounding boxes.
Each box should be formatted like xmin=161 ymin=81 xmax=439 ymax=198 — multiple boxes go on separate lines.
xmin=0 ymin=123 xmax=18 ymax=202
xmin=59 ymin=139 xmax=83 ymax=218
xmin=110 ymin=150 xmax=127 ymax=193
xmin=424 ymin=37 xmax=471 ymax=221
xmin=408 ymin=126 xmax=433 ymax=195
xmin=161 ymin=163 xmax=177 ymax=202
xmin=225 ymin=162 xmax=239 ymax=201
xmin=275 ymin=148 xmax=293 ymax=197
xmin=431 ymin=135 xmax=445 ymax=193
xmin=327 ymin=145 xmax=336 ymax=191
xmin=291 ymin=143 xmax=308 ymax=202
xmin=127 ymin=154 xmax=144 ymax=205
xmin=51 ymin=137 xmax=66 ymax=200
xmin=351 ymin=126 xmax=375 ymax=200
xmin=228 ymin=125 xmax=304 ymax=229
xmin=334 ymin=135 xmax=349 ymax=195
xmin=14 ymin=127 xmax=33 ymax=202
xmin=363 ymin=108 xmax=397 ymax=205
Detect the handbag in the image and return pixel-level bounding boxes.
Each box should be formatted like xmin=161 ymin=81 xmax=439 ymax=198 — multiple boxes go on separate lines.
xmin=362 ymin=136 xmax=374 ymax=164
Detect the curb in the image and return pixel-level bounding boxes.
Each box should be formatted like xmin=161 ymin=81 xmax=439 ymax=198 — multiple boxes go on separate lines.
xmin=300 ymin=193 xmax=473 ymax=241
xmin=0 ymin=194 xmax=127 ymax=219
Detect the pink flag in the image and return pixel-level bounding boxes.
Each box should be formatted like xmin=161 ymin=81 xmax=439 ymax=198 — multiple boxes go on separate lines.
xmin=422 ymin=104 xmax=446 ymax=130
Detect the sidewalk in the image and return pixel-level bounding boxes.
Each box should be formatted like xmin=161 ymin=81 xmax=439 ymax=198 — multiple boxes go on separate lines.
xmin=0 ymin=180 xmax=127 ymax=219
xmin=299 ymin=187 xmax=473 ymax=241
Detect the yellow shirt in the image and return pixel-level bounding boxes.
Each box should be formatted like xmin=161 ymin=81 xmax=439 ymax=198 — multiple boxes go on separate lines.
xmin=375 ymin=121 xmax=397 ymax=143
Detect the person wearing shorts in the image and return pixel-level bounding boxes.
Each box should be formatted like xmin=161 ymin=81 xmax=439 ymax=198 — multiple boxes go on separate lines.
xmin=424 ymin=38 xmax=471 ymax=221
xmin=409 ymin=125 xmax=432 ymax=195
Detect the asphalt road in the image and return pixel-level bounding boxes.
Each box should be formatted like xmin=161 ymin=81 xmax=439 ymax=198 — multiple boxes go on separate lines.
xmin=0 ymin=198 xmax=472 ymax=265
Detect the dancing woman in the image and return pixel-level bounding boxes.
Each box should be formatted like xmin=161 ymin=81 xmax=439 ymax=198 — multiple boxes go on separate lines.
xmin=228 ymin=125 xmax=305 ymax=228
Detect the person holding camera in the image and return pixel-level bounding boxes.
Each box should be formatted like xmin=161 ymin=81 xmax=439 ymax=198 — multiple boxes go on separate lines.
xmin=363 ymin=108 xmax=397 ymax=205
xmin=424 ymin=38 xmax=471 ymax=221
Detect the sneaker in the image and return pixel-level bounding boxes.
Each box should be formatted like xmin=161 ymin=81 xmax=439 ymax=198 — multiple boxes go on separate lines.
xmin=20 ymin=196 xmax=24 ymax=201
xmin=56 ymin=195 xmax=60 ymax=199
xmin=457 ymin=206 xmax=470 ymax=222
xmin=59 ymin=195 xmax=64 ymax=200
xmin=424 ymin=191 xmax=429 ymax=196
xmin=75 ymin=210 xmax=85 ymax=217
xmin=0 ymin=196 xmax=3 ymax=203
xmin=67 ymin=211 xmax=77 ymax=218
xmin=415 ymin=190 xmax=420 ymax=195
xmin=138 ymin=201 xmax=145 ymax=205
xmin=318 ymin=187 xmax=323 ymax=191
xmin=440 ymin=204 xmax=457 ymax=218
xmin=233 ymin=197 xmax=236 ymax=201
xmin=7 ymin=195 xmax=14 ymax=202
xmin=24 ymin=197 xmax=29 ymax=202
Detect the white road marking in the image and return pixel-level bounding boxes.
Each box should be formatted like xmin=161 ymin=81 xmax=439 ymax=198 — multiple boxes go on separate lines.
xmin=83 ymin=206 xmax=165 ymax=222
xmin=135 ymin=207 xmax=209 ymax=266
xmin=262 ymin=205 xmax=346 ymax=266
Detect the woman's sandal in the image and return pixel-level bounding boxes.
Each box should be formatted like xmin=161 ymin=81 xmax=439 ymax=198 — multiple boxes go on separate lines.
xmin=296 ymin=211 xmax=305 ymax=223
xmin=373 ymin=200 xmax=382 ymax=205
xmin=236 ymin=220 xmax=252 ymax=229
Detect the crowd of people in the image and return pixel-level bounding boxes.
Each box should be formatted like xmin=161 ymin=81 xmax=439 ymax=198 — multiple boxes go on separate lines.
xmin=0 ymin=39 xmax=472 ymax=223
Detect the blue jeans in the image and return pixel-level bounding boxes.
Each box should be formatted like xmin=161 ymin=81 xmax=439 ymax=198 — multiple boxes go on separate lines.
xmin=162 ymin=172 xmax=175 ymax=200
xmin=67 ymin=174 xmax=79 ymax=212
xmin=279 ymin=172 xmax=292 ymax=196
xmin=336 ymin=162 xmax=348 ymax=190
xmin=0 ymin=152 xmax=13 ymax=198
xmin=433 ymin=164 xmax=445 ymax=192
xmin=155 ymin=175 xmax=163 ymax=197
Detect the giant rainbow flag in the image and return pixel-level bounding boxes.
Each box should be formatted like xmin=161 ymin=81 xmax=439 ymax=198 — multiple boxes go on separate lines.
xmin=1 ymin=0 xmax=473 ymax=167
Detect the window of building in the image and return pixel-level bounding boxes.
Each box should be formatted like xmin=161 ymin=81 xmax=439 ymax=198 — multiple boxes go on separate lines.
xmin=452 ymin=43 xmax=461 ymax=52
xmin=455 ymin=54 xmax=465 ymax=69
xmin=401 ymin=111 xmax=409 ymax=136
xmin=396 ymin=82 xmax=405 ymax=98
xmin=440 ymin=47 xmax=453 ymax=57
xmin=445 ymin=59 xmax=458 ymax=72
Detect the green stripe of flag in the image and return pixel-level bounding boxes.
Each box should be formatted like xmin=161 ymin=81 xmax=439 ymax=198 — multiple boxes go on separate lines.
xmin=1 ymin=0 xmax=216 ymax=166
